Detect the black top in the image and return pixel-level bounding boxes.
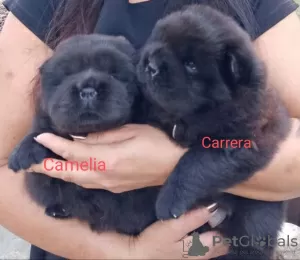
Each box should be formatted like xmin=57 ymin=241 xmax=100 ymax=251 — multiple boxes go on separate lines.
xmin=3 ymin=0 xmax=299 ymax=49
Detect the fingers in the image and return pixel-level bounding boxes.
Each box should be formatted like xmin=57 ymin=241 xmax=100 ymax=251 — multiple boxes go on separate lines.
xmin=29 ymin=158 xmax=104 ymax=187
xmin=28 ymin=158 xmax=139 ymax=192
xmin=75 ymin=124 xmax=141 ymax=145
xmin=172 ymin=206 xmax=218 ymax=241
xmin=153 ymin=207 xmax=215 ymax=242
xmin=138 ymin=205 xmax=228 ymax=260
xmin=35 ymin=133 xmax=97 ymax=161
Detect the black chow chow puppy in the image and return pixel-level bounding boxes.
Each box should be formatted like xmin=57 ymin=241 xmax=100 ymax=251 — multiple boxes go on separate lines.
xmin=8 ymin=34 xmax=160 ymax=235
xmin=137 ymin=4 xmax=290 ymax=259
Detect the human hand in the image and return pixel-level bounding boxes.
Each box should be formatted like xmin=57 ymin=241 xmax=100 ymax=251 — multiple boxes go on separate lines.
xmin=96 ymin=207 xmax=228 ymax=259
xmin=29 ymin=124 xmax=186 ymax=193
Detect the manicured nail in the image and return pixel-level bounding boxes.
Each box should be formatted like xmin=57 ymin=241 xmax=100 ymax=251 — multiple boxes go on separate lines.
xmin=34 ymin=134 xmax=44 ymax=141
xmin=70 ymin=135 xmax=86 ymax=140
xmin=208 ymin=208 xmax=227 ymax=228
xmin=206 ymin=202 xmax=218 ymax=213
xmin=34 ymin=133 xmax=52 ymax=142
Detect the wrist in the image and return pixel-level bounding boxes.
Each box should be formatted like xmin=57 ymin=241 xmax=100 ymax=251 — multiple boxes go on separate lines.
xmin=159 ymin=146 xmax=188 ymax=186
xmin=85 ymin=232 xmax=136 ymax=259
xmin=168 ymin=145 xmax=188 ymax=173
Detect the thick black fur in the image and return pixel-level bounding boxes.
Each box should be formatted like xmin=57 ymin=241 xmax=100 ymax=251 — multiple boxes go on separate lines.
xmin=8 ymin=34 xmax=160 ymax=235
xmin=137 ymin=5 xmax=290 ymax=260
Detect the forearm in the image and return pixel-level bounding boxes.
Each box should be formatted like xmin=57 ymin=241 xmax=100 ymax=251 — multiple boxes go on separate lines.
xmin=227 ymin=118 xmax=300 ymax=201
xmin=224 ymin=13 xmax=300 ymax=201
xmin=0 ymin=163 xmax=127 ymax=259
xmin=253 ymin=12 xmax=300 ymax=118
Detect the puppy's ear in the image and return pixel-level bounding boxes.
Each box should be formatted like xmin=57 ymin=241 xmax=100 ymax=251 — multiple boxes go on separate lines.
xmin=220 ymin=45 xmax=259 ymax=92
xmin=108 ymin=36 xmax=136 ymax=57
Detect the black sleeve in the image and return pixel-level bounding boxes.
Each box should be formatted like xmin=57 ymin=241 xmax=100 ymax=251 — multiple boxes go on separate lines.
xmin=253 ymin=0 xmax=298 ymax=38
xmin=2 ymin=0 xmax=60 ymax=44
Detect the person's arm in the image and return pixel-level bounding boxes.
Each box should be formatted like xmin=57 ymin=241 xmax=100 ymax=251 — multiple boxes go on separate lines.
xmin=226 ymin=11 xmax=300 ymax=201
xmin=254 ymin=12 xmax=300 ymax=118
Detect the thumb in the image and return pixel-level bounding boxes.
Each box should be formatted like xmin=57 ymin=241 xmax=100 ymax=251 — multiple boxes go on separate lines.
xmin=34 ymin=133 xmax=94 ymax=161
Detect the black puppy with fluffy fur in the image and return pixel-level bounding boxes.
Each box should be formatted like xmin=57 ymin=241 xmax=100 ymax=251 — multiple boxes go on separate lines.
xmin=137 ymin=5 xmax=290 ymax=259
xmin=8 ymin=34 xmax=159 ymax=235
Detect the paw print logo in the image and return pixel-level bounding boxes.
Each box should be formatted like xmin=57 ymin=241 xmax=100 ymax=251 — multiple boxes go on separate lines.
xmin=186 ymin=240 xmax=192 ymax=249
xmin=255 ymin=237 xmax=267 ymax=248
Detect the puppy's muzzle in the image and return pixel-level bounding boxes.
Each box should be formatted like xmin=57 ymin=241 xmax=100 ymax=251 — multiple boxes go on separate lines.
xmin=143 ymin=43 xmax=168 ymax=80
xmin=77 ymin=77 xmax=100 ymax=107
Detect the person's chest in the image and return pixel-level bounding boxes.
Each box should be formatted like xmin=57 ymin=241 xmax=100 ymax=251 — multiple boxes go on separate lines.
xmin=93 ymin=0 xmax=218 ymax=49
xmin=92 ymin=0 xmax=257 ymax=49
xmin=93 ymin=0 xmax=165 ymax=49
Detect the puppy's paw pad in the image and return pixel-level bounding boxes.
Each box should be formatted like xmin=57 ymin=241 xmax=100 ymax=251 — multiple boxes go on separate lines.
xmin=45 ymin=205 xmax=71 ymax=219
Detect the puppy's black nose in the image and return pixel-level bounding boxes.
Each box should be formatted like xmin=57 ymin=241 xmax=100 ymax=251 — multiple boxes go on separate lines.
xmin=146 ymin=59 xmax=159 ymax=78
xmin=79 ymin=87 xmax=97 ymax=100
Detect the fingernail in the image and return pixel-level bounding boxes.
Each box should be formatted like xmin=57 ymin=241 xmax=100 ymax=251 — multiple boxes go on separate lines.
xmin=70 ymin=135 xmax=86 ymax=140
xmin=208 ymin=208 xmax=227 ymax=228
xmin=206 ymin=202 xmax=218 ymax=213
xmin=34 ymin=133 xmax=52 ymax=142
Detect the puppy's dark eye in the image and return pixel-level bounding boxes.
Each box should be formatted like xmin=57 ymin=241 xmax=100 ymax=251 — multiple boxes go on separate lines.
xmin=184 ymin=61 xmax=198 ymax=75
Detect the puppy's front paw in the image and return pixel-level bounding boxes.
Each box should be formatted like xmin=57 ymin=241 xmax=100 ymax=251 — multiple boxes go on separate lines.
xmin=8 ymin=134 xmax=51 ymax=172
xmin=45 ymin=204 xmax=71 ymax=219
xmin=156 ymin=182 xmax=192 ymax=220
